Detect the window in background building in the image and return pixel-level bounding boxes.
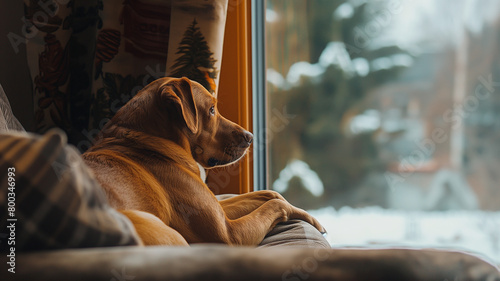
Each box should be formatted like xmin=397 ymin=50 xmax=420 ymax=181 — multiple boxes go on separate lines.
xmin=265 ymin=0 xmax=500 ymax=264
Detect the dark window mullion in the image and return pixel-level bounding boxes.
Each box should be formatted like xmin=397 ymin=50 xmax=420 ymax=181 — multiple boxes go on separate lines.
xmin=251 ymin=0 xmax=267 ymax=190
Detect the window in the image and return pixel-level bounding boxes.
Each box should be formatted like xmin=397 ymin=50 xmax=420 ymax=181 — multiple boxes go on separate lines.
xmin=262 ymin=0 xmax=500 ymax=264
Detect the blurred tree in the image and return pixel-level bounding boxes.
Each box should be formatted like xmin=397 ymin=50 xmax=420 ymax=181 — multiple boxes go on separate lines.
xmin=267 ymin=0 xmax=411 ymax=209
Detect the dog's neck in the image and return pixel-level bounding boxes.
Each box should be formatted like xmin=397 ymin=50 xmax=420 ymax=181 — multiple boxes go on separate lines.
xmin=197 ymin=162 xmax=207 ymax=182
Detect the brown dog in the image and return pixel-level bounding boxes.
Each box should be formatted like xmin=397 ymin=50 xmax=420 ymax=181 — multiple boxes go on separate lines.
xmin=83 ymin=77 xmax=324 ymax=246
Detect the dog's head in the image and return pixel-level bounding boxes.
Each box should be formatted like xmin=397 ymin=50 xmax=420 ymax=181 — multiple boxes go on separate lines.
xmin=116 ymin=77 xmax=253 ymax=169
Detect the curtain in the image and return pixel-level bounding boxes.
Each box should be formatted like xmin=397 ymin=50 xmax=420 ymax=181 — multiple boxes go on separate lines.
xmin=24 ymin=0 xmax=228 ymax=151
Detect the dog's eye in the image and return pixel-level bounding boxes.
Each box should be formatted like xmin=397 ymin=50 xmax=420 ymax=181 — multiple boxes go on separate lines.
xmin=209 ymin=106 xmax=215 ymax=116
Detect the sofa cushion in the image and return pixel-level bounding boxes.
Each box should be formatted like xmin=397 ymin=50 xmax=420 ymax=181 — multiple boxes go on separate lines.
xmin=0 ymin=129 xmax=140 ymax=252
xmin=259 ymin=219 xmax=330 ymax=248
xmin=215 ymin=194 xmax=330 ymax=248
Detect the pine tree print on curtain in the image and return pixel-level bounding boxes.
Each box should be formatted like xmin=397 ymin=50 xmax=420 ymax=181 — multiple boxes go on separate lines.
xmin=170 ymin=19 xmax=218 ymax=94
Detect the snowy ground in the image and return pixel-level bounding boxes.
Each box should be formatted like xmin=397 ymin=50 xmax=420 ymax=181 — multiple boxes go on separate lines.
xmin=308 ymin=207 xmax=500 ymax=265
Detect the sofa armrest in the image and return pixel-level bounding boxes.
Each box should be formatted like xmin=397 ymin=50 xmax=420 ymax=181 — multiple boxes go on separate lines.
xmin=6 ymin=245 xmax=499 ymax=281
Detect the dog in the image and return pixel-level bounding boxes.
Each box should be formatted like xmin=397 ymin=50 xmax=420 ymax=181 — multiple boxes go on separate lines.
xmin=83 ymin=77 xmax=325 ymax=246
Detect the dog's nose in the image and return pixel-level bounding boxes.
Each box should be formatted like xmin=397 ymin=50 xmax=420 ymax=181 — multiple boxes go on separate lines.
xmin=234 ymin=130 xmax=253 ymax=147
xmin=243 ymin=131 xmax=253 ymax=144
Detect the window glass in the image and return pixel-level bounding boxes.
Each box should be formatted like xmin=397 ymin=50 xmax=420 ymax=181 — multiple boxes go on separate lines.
xmin=266 ymin=0 xmax=500 ymax=263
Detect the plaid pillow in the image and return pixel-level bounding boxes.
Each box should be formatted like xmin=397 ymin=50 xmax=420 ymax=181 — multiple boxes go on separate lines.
xmin=0 ymin=129 xmax=140 ymax=252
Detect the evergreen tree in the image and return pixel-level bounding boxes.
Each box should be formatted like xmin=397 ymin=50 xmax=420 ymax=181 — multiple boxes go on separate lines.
xmin=267 ymin=0 xmax=412 ymax=209
xmin=170 ymin=19 xmax=217 ymax=93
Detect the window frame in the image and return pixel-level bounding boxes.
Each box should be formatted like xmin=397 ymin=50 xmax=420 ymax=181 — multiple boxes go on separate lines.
xmin=207 ymin=0 xmax=255 ymax=194
xmin=251 ymin=0 xmax=267 ymax=191
xmin=209 ymin=0 xmax=267 ymax=194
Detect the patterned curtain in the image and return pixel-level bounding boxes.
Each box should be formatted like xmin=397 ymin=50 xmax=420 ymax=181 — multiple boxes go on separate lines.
xmin=24 ymin=0 xmax=228 ymax=152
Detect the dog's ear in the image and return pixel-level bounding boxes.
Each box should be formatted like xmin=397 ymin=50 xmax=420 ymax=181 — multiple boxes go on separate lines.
xmin=161 ymin=77 xmax=199 ymax=134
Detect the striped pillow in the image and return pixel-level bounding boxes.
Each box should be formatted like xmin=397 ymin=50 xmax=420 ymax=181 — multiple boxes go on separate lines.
xmin=0 ymin=129 xmax=140 ymax=251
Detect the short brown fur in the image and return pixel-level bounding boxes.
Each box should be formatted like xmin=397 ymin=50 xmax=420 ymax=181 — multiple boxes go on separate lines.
xmin=83 ymin=77 xmax=324 ymax=246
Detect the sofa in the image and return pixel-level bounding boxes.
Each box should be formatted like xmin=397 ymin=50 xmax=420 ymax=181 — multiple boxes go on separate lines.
xmin=0 ymin=85 xmax=499 ymax=281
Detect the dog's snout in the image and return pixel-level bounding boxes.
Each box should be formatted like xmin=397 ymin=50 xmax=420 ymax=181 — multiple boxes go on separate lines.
xmin=233 ymin=130 xmax=253 ymax=147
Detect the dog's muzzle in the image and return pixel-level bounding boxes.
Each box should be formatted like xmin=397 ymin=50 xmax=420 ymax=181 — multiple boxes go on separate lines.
xmin=207 ymin=131 xmax=253 ymax=168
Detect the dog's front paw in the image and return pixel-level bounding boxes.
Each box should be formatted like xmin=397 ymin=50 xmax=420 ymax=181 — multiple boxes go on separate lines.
xmin=287 ymin=205 xmax=326 ymax=234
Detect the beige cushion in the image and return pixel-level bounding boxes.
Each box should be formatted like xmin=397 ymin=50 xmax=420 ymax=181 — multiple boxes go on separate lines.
xmin=259 ymin=219 xmax=330 ymax=248
xmin=215 ymin=194 xmax=330 ymax=248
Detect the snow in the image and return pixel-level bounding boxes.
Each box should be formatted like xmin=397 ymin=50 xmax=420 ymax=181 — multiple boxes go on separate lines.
xmin=273 ymin=160 xmax=324 ymax=197
xmin=333 ymin=2 xmax=354 ymax=20
xmin=370 ymin=54 xmax=414 ymax=71
xmin=266 ymin=8 xmax=279 ymax=23
xmin=266 ymin=42 xmax=355 ymax=90
xmin=308 ymin=206 xmax=500 ymax=265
